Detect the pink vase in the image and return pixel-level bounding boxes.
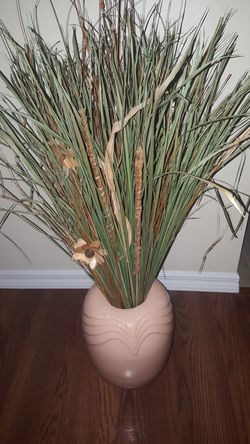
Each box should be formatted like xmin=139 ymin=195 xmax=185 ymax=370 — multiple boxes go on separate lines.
xmin=81 ymin=279 xmax=174 ymax=388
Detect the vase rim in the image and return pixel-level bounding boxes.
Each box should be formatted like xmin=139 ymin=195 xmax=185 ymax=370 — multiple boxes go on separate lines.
xmin=88 ymin=279 xmax=171 ymax=316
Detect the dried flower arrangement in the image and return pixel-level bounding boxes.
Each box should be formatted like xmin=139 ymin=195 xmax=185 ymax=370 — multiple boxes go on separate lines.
xmin=0 ymin=0 xmax=249 ymax=307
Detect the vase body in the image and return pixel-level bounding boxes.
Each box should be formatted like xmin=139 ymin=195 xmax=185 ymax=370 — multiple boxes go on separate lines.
xmin=81 ymin=279 xmax=174 ymax=388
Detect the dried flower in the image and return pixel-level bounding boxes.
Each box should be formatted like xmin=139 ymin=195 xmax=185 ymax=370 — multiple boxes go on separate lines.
xmin=72 ymin=238 xmax=106 ymax=270
xmin=63 ymin=149 xmax=78 ymax=176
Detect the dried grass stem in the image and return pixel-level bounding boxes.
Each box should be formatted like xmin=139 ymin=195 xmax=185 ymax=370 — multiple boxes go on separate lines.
xmin=134 ymin=147 xmax=144 ymax=274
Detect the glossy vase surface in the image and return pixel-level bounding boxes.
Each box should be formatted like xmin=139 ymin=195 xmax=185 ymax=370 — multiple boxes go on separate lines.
xmin=82 ymin=279 xmax=174 ymax=388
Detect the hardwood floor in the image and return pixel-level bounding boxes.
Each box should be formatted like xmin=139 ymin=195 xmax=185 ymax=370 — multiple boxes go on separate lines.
xmin=0 ymin=288 xmax=249 ymax=444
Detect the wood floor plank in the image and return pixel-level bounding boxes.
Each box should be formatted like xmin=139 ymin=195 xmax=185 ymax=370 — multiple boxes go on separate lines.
xmin=209 ymin=292 xmax=250 ymax=443
xmin=0 ymin=288 xmax=249 ymax=444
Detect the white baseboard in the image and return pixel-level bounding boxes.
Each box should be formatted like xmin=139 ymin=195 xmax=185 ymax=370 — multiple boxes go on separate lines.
xmin=0 ymin=269 xmax=239 ymax=293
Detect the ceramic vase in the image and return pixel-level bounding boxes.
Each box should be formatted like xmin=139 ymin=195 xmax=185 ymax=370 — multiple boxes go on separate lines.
xmin=81 ymin=279 xmax=174 ymax=388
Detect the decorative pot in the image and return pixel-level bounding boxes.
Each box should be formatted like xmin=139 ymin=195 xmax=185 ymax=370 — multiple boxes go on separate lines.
xmin=81 ymin=279 xmax=174 ymax=388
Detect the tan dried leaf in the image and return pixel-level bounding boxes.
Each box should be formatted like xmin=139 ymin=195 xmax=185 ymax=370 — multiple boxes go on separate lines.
xmin=63 ymin=149 xmax=78 ymax=170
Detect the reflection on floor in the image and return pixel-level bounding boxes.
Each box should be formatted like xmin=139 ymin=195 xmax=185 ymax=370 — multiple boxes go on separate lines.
xmin=238 ymin=218 xmax=250 ymax=287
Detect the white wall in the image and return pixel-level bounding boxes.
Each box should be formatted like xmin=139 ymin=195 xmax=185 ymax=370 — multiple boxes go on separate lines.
xmin=0 ymin=0 xmax=249 ymax=274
